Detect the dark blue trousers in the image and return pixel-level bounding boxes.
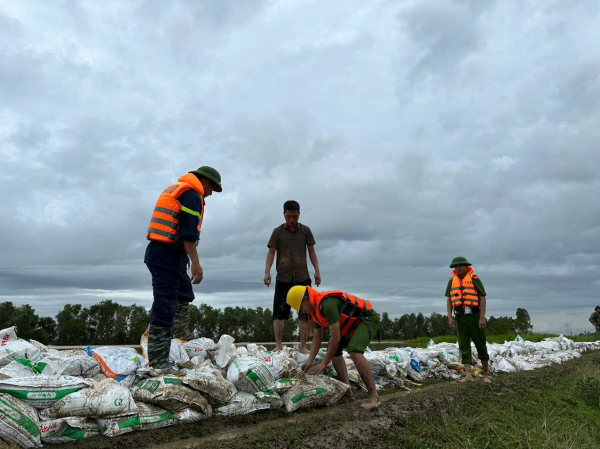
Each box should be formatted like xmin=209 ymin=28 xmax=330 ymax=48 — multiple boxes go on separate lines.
xmin=147 ymin=264 xmax=194 ymax=327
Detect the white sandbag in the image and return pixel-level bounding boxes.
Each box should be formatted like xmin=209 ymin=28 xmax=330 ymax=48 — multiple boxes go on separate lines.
xmin=54 ymin=354 xmax=102 ymax=378
xmin=255 ymin=352 xmax=305 ymax=380
xmin=39 ymin=378 xmax=138 ymax=419
xmin=227 ymin=356 xmax=276 ymax=393
xmin=173 ymin=407 xmax=207 ymax=424
xmin=0 ymin=393 xmax=42 ymax=448
xmin=0 ymin=327 xmax=18 ymax=347
xmin=0 ymin=358 xmax=69 ymax=378
xmin=281 ymin=375 xmax=350 ymax=412
xmin=132 ymin=376 xmax=211 ymax=416
xmin=169 ymin=339 xmax=191 ymax=367
xmin=253 ymin=389 xmax=283 ymax=409
xmin=494 ymin=357 xmax=517 ymax=373
xmin=214 ymin=334 xmax=237 ymax=368
xmin=98 ymin=402 xmax=177 ymax=437
xmin=86 ymin=346 xmax=143 ymax=378
xmin=364 ymin=352 xmax=397 ymax=377
xmin=0 ymin=376 xmax=93 ymax=409
xmin=39 ymin=417 xmax=100 ymax=443
xmin=182 ymin=362 xmax=237 ymax=402
xmin=273 ymin=378 xmax=302 ymax=394
xmin=27 ymin=339 xmax=61 ymax=357
xmin=183 ymin=337 xmax=218 ymax=361
xmin=0 ymin=340 xmax=43 ymax=367
xmin=213 ymin=391 xmax=270 ymax=417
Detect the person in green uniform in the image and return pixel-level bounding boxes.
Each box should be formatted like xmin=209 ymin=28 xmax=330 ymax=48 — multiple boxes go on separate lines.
xmin=286 ymin=285 xmax=381 ymax=410
xmin=589 ymin=306 xmax=600 ymax=333
xmin=446 ymin=256 xmax=491 ymax=383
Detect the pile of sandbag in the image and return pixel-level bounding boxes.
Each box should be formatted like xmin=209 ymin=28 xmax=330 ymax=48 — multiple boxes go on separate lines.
xmin=2 ymin=323 xmax=599 ymax=447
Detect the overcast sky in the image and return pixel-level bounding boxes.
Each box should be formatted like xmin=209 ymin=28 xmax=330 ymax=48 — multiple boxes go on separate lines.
xmin=1 ymin=0 xmax=599 ymax=334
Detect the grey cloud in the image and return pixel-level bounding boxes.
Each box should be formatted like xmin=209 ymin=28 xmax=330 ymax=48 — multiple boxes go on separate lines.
xmin=0 ymin=0 xmax=599 ymax=335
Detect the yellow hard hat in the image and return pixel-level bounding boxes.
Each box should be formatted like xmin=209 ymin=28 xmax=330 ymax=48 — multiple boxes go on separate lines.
xmin=286 ymin=285 xmax=307 ymax=312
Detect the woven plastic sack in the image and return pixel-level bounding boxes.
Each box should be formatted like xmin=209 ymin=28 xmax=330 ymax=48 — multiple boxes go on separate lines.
xmin=183 ymin=338 xmax=218 ymax=361
xmin=213 ymin=392 xmax=271 ymax=417
xmin=0 ymin=358 xmax=69 ymax=378
xmin=39 ymin=378 xmax=138 ymax=419
xmin=0 ymin=327 xmax=18 ymax=347
xmin=0 ymin=376 xmax=93 ymax=409
xmin=132 ymin=376 xmax=211 ymax=415
xmin=0 ymin=340 xmax=43 ymax=368
xmin=39 ymin=417 xmax=100 ymax=443
xmin=182 ymin=362 xmax=237 ymax=402
xmin=281 ymin=375 xmax=349 ymax=412
xmin=173 ymin=407 xmax=207 ymax=424
xmin=85 ymin=346 xmax=143 ymax=378
xmin=227 ymin=356 xmax=275 ymax=393
xmin=0 ymin=393 xmax=42 ymax=447
xmin=98 ymin=402 xmax=177 ymax=437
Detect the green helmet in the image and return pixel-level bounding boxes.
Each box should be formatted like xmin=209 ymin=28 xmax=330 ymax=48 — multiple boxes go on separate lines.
xmin=449 ymin=256 xmax=472 ymax=268
xmin=189 ymin=166 xmax=222 ymax=192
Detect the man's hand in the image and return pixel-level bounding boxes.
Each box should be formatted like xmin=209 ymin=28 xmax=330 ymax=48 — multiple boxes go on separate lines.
xmin=314 ymin=272 xmax=321 ymax=287
xmin=190 ymin=261 xmax=203 ymax=284
xmin=479 ymin=316 xmax=487 ymax=330
xmin=307 ymin=362 xmax=327 ymax=375
xmin=264 ymin=273 xmax=272 ymax=287
xmin=301 ymin=361 xmax=313 ymax=372
xmin=449 ymin=317 xmax=456 ymax=331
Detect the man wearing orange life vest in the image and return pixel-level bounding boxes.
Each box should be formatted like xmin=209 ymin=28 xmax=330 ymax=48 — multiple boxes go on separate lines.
xmin=287 ymin=285 xmax=381 ymax=410
xmin=446 ymin=256 xmax=491 ymax=383
xmin=145 ymin=166 xmax=222 ymax=374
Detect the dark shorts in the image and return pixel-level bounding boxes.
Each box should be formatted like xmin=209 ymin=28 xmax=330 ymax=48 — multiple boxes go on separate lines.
xmin=147 ymin=264 xmax=194 ymax=327
xmin=273 ymin=278 xmax=311 ymax=321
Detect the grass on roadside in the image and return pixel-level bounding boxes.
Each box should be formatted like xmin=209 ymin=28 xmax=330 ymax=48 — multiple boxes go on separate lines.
xmin=352 ymin=354 xmax=600 ymax=449
xmin=395 ymin=333 xmax=600 ymax=348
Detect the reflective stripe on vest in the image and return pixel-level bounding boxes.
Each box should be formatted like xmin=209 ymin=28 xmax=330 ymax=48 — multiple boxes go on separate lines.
xmin=450 ymin=271 xmax=480 ymax=308
xmin=147 ymin=173 xmax=205 ymax=246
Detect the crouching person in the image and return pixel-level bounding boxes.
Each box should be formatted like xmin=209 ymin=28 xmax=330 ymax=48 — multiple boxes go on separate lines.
xmin=286 ymin=285 xmax=381 ymax=410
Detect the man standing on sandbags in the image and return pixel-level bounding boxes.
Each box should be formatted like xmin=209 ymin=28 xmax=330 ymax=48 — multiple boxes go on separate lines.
xmin=446 ymin=256 xmax=491 ymax=383
xmin=145 ymin=166 xmax=222 ymax=374
xmin=588 ymin=306 xmax=600 ymax=333
xmin=264 ymin=200 xmax=321 ymax=353
xmin=286 ymin=286 xmax=381 ymax=410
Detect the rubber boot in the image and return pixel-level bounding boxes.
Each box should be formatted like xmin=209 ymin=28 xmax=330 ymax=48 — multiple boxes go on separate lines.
xmin=172 ymin=302 xmax=195 ymax=341
xmin=148 ymin=324 xmax=172 ymax=370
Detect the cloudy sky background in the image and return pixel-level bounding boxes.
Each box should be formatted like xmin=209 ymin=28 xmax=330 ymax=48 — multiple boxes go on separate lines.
xmin=1 ymin=0 xmax=599 ymax=334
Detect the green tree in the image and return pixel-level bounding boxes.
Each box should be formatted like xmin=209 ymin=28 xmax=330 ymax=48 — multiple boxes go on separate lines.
xmin=429 ymin=312 xmax=452 ymax=336
xmin=514 ymin=308 xmax=533 ymax=334
xmin=487 ymin=316 xmax=514 ymax=335
xmin=379 ymin=312 xmax=394 ymax=340
xmin=55 ymin=304 xmax=89 ymax=345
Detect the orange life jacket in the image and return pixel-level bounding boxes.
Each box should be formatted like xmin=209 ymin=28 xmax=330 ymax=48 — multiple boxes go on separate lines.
xmin=307 ymin=286 xmax=373 ymax=339
xmin=146 ymin=173 xmax=205 ymax=246
xmin=450 ymin=267 xmax=480 ymax=308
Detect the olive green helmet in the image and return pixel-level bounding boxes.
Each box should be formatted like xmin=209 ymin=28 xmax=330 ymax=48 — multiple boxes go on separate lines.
xmin=189 ymin=166 xmax=222 ymax=192
xmin=449 ymin=256 xmax=472 ymax=268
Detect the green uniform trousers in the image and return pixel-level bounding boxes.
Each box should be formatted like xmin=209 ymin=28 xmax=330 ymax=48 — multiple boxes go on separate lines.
xmin=455 ymin=313 xmax=489 ymax=364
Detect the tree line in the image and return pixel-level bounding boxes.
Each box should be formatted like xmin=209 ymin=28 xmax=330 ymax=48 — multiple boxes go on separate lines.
xmin=0 ymin=300 xmax=533 ymax=346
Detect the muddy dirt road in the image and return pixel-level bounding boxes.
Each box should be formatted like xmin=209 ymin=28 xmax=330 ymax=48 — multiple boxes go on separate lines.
xmin=55 ymin=352 xmax=600 ymax=449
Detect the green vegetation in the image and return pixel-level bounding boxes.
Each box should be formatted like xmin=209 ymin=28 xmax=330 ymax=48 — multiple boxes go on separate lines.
xmin=362 ymin=353 xmax=600 ymax=448
xmin=402 ymin=332 xmax=600 ymax=348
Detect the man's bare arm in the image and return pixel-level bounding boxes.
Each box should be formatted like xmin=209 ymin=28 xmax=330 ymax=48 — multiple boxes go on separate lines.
xmin=264 ymin=247 xmax=276 ymax=287
xmin=321 ymin=322 xmax=341 ymax=366
xmin=307 ymin=245 xmax=321 ymax=286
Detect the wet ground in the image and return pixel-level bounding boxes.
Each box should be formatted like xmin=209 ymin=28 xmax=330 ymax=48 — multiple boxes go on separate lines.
xmin=55 ymin=351 xmax=600 ymax=449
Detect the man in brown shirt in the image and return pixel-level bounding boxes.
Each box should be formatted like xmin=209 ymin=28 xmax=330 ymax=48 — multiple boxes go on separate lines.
xmin=264 ymin=200 xmax=321 ymax=353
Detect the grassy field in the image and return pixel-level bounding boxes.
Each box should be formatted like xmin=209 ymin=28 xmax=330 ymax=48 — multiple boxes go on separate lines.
xmin=400 ymin=332 xmax=600 ymax=348
xmin=359 ymin=351 xmax=600 ymax=448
